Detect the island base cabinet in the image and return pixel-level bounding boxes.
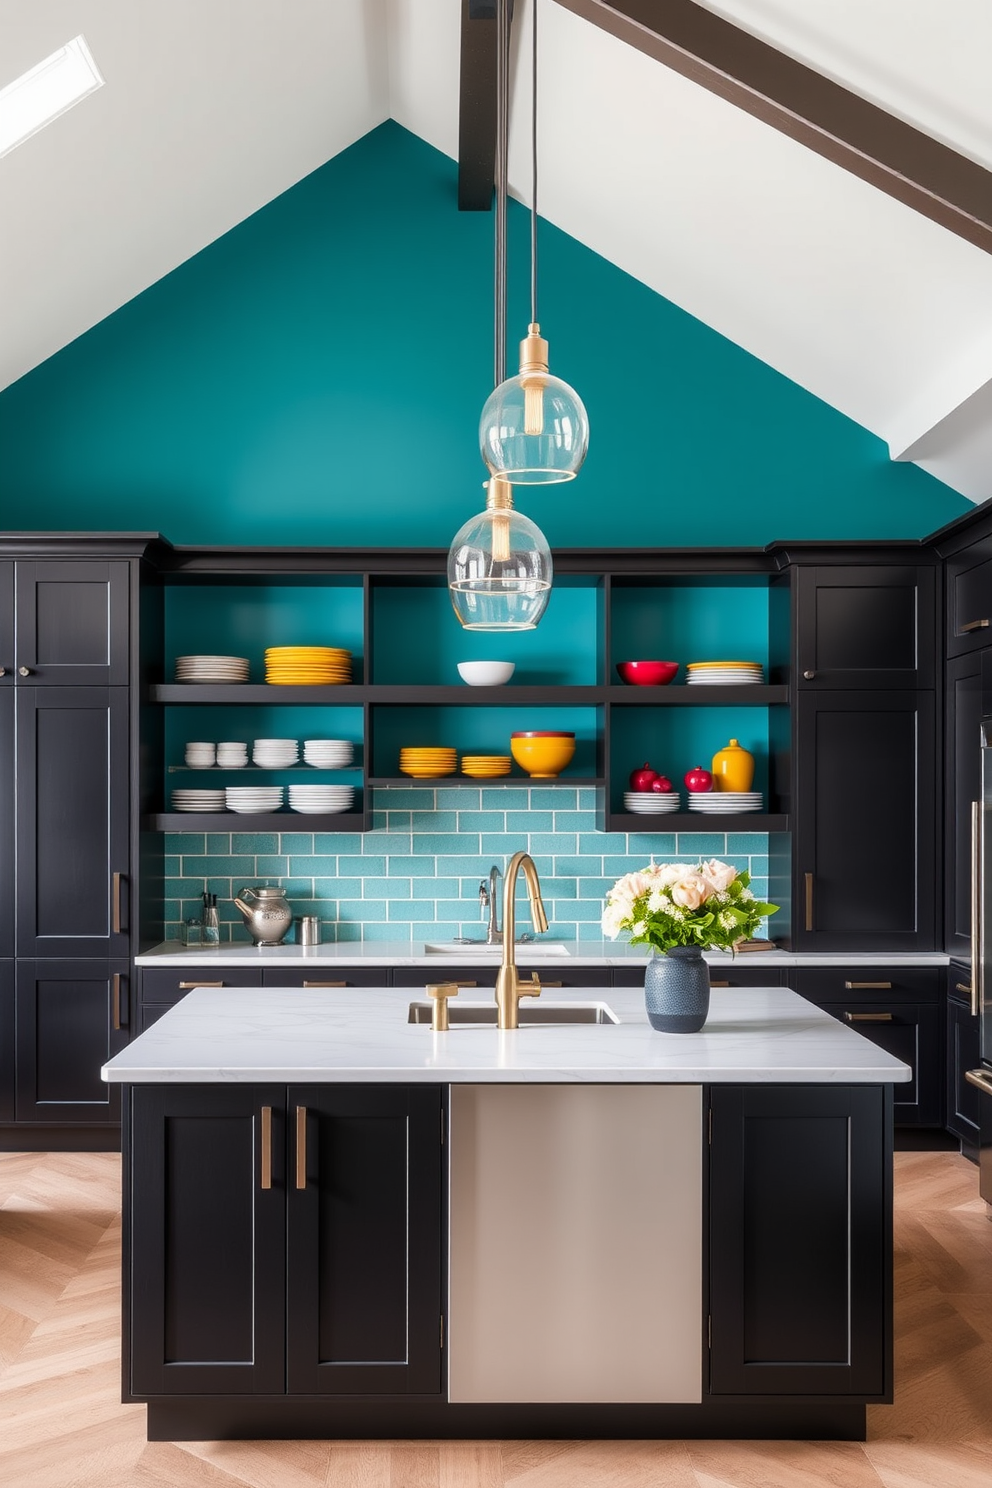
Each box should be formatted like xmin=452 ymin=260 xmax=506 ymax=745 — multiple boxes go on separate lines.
xmin=708 ymin=1085 xmax=892 ymax=1399
xmin=127 ymin=1083 xmax=444 ymax=1401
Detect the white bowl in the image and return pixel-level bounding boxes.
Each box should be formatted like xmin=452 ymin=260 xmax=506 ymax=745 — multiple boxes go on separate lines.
xmin=457 ymin=661 xmax=515 ymax=687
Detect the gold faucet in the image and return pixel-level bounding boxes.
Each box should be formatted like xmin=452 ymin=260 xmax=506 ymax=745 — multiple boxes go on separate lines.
xmin=495 ymin=851 xmax=549 ymax=1029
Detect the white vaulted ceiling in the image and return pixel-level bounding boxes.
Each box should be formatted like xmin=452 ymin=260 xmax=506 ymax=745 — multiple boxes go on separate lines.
xmin=2 ymin=0 xmax=991 ymax=501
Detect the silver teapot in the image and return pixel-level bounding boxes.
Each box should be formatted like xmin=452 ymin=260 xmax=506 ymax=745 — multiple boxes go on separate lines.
xmin=233 ymin=885 xmax=293 ymax=947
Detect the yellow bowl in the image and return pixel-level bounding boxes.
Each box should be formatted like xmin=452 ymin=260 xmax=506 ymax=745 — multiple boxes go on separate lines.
xmin=509 ymin=735 xmax=576 ymax=778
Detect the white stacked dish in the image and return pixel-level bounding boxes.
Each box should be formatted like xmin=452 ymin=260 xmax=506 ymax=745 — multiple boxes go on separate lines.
xmin=252 ymin=738 xmax=299 ymax=767
xmin=302 ymin=739 xmax=354 ymax=768
xmin=623 ymin=791 xmax=682 ymax=815
xmin=225 ymin=785 xmax=285 ymax=814
xmin=688 ymin=791 xmax=764 ymax=813
xmin=685 ymin=661 xmax=764 ymax=686
xmin=184 ymin=742 xmax=216 ymax=769
xmin=175 ymin=655 xmax=250 ymax=683
xmin=216 ymin=742 xmax=248 ymax=768
xmin=171 ymin=788 xmax=226 ymax=812
xmin=287 ymin=784 xmax=355 ymax=815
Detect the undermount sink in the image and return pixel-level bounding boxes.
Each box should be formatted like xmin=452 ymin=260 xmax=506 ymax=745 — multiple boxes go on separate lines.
xmin=423 ymin=941 xmax=571 ymax=957
xmin=408 ymin=1000 xmax=619 ymax=1026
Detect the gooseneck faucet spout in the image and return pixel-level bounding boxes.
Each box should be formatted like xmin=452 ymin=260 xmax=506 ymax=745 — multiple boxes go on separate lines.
xmin=495 ymin=851 xmax=549 ymax=1029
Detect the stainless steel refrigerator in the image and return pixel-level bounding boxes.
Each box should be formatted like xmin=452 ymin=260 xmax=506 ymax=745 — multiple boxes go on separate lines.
xmin=968 ymin=741 xmax=992 ymax=1204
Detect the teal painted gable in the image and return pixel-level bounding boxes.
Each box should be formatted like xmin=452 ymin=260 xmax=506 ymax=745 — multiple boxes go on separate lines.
xmin=0 ymin=121 xmax=970 ymax=545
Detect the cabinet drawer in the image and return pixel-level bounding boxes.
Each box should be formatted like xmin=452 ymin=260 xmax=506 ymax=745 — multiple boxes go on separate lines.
xmin=260 ymin=967 xmax=387 ymax=988
xmin=139 ymin=966 xmax=263 ymax=1006
xmin=947 ymin=541 xmax=992 ymax=656
xmin=391 ymin=967 xmax=498 ymax=989
xmin=613 ymin=965 xmax=783 ymax=988
xmin=818 ymin=1002 xmax=942 ymax=1126
xmin=795 ymin=967 xmax=940 ymax=1003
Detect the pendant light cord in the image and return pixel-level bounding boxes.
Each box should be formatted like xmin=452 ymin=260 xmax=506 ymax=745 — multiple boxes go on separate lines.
xmin=494 ymin=0 xmax=510 ymax=389
xmin=530 ymin=0 xmax=538 ymax=327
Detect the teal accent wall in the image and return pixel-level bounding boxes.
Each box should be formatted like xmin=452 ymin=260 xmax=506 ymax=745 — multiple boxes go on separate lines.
xmin=0 ymin=121 xmax=970 ymax=544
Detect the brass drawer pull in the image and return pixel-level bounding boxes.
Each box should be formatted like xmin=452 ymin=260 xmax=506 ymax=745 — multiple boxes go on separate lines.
xmin=112 ymin=973 xmax=122 ymax=1031
xmin=845 ymin=1011 xmax=893 ymax=1023
xmin=843 ymin=981 xmax=892 ymax=990
xmin=955 ymin=982 xmax=974 ymax=996
xmin=449 ymin=980 xmax=478 ymax=988
xmin=966 ymin=1068 xmax=992 ymax=1096
xmin=178 ymin=980 xmax=224 ymax=989
xmin=260 ymin=1107 xmax=272 ymax=1190
xmin=296 ymin=1106 xmax=307 ymax=1190
xmin=804 ymin=873 xmax=813 ymax=932
xmin=961 ymin=618 xmax=990 ymax=633
xmin=710 ymin=980 xmax=731 ymax=987
xmin=302 ymin=980 xmax=346 ymax=988
xmin=538 ymin=980 xmax=563 ymax=987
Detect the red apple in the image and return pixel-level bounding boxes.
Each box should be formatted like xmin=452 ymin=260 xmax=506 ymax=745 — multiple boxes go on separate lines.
xmin=650 ymin=775 xmax=674 ymax=793
xmin=629 ymin=762 xmax=659 ymax=792
xmin=684 ymin=765 xmax=713 ymax=793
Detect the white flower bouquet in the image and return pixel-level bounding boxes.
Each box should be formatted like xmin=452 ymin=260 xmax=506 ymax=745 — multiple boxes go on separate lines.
xmin=601 ymin=859 xmax=778 ymax=954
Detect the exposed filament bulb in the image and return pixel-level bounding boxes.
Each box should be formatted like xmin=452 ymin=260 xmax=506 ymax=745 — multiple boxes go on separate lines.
xmin=519 ymin=323 xmax=549 ymax=437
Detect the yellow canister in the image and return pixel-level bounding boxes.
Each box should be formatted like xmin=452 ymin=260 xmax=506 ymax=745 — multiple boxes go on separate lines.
xmin=711 ymin=738 xmax=754 ymax=792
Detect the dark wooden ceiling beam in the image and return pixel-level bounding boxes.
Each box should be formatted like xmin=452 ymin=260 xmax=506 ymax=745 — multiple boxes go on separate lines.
xmin=458 ymin=0 xmax=499 ymax=211
xmin=553 ymin=0 xmax=992 ymax=255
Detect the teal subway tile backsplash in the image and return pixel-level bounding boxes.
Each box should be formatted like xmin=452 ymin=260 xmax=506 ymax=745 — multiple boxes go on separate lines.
xmin=163 ymin=786 xmax=773 ymax=942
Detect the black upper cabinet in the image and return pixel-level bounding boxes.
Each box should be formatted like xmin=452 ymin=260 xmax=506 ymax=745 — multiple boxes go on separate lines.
xmin=15 ymin=687 xmax=130 ymax=958
xmin=0 ymin=687 xmax=11 ymax=959
xmin=15 ymin=960 xmax=130 ymax=1124
xmin=13 ymin=561 xmax=130 ymax=685
xmin=709 ymin=1084 xmax=890 ymax=1398
xmin=946 ymin=537 xmax=992 ymax=657
xmin=795 ymin=566 xmax=935 ymax=689
xmin=945 ymin=652 xmax=985 ymax=956
xmin=793 ymin=692 xmax=936 ymax=950
xmin=0 ymin=561 xmax=11 ymax=686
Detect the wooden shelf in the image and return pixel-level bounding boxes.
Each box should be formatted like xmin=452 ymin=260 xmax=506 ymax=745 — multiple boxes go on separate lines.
xmin=146 ymin=811 xmax=367 ymax=831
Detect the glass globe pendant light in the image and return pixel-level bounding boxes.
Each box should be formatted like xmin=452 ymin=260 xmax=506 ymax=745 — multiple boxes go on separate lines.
xmin=479 ymin=0 xmax=589 ymax=485
xmin=448 ymin=476 xmax=552 ymax=631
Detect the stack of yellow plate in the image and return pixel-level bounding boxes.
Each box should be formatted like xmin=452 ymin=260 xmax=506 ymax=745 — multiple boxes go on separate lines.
xmin=461 ymin=755 xmax=511 ymax=778
xmin=685 ymin=660 xmax=764 ymax=686
xmin=399 ymin=747 xmax=458 ymax=778
xmin=265 ymin=647 xmax=353 ymax=685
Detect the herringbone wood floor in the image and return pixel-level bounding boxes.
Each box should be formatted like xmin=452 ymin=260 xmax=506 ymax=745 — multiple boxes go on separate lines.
xmin=0 ymin=1150 xmax=990 ymax=1487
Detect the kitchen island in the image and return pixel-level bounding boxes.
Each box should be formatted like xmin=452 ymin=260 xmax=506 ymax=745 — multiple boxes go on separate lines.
xmin=104 ymin=984 xmax=910 ymax=1442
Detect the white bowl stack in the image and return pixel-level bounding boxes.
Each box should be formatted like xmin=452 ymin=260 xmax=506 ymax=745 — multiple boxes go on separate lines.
xmin=225 ymin=785 xmax=285 ymax=815
xmin=623 ymin=790 xmax=682 ymax=815
xmin=175 ymin=655 xmax=250 ymax=683
xmin=171 ymin=788 xmax=226 ymax=812
xmin=688 ymin=791 xmax=763 ymax=814
xmin=302 ymin=738 xmax=354 ymax=768
xmin=184 ymin=742 xmax=215 ymax=769
xmin=252 ymin=738 xmax=299 ymax=768
xmin=288 ymin=784 xmax=355 ymax=815
xmin=216 ymin=742 xmax=248 ymax=768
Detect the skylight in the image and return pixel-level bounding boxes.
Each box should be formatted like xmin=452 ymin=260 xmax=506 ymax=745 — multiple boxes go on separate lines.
xmin=0 ymin=35 xmax=103 ymax=160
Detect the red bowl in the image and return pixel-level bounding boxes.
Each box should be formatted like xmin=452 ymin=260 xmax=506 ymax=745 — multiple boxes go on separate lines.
xmin=616 ymin=661 xmax=679 ymax=686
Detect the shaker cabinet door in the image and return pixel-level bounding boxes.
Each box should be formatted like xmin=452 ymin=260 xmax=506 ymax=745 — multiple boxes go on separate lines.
xmin=945 ymin=652 xmax=985 ymax=957
xmin=793 ymin=692 xmax=936 ymax=951
xmin=795 ymin=566 xmax=935 ymax=689
xmin=0 ymin=686 xmax=12 ymax=958
xmin=15 ymin=687 xmax=130 ymax=958
xmin=14 ymin=960 xmax=129 ymax=1124
xmin=14 ymin=560 xmax=130 ymax=685
xmin=0 ymin=560 xmax=12 ymax=685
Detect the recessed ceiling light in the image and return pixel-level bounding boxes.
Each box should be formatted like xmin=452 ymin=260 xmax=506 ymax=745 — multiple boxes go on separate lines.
xmin=0 ymin=35 xmax=103 ymax=160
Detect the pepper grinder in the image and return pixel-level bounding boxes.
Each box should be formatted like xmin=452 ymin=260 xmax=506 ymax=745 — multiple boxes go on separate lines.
xmin=202 ymin=891 xmax=220 ymax=946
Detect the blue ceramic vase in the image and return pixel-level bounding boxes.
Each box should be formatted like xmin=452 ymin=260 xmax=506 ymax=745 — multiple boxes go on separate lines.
xmin=644 ymin=946 xmax=710 ymax=1033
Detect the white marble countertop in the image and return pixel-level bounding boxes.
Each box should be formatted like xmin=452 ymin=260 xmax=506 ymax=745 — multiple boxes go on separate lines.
xmin=134 ymin=940 xmax=952 ymax=968
xmin=102 ymin=984 xmax=913 ymax=1085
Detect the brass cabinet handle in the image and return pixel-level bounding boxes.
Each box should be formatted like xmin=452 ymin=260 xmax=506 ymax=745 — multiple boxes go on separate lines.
xmin=804 ymin=873 xmax=813 ymax=932
xmin=295 ymin=1106 xmax=307 ymax=1190
xmin=112 ymin=973 xmax=122 ymax=1031
xmin=844 ymin=981 xmax=892 ymax=990
xmin=955 ymin=982 xmax=974 ymax=996
xmin=178 ymin=980 xmax=224 ymax=989
xmin=538 ymin=980 xmax=563 ymax=987
xmin=112 ymin=872 xmax=123 ymax=933
xmin=302 ymin=980 xmax=346 ymax=988
xmin=961 ymin=618 xmax=990 ymax=633
xmin=452 ymin=980 xmax=478 ymax=988
xmin=966 ymin=1068 xmax=992 ymax=1095
xmin=972 ymin=801 xmax=983 ymax=1019
xmin=845 ymin=1011 xmax=893 ymax=1023
xmin=710 ymin=980 xmax=731 ymax=987
xmin=260 ymin=1107 xmax=272 ymax=1190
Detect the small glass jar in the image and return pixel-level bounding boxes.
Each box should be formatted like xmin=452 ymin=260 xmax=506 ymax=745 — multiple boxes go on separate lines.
xmin=182 ymin=916 xmax=203 ymax=948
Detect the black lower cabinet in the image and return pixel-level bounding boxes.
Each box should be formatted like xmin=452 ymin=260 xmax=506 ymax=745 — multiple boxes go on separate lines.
xmin=15 ymin=960 xmax=130 ymax=1124
xmin=0 ymin=960 xmax=13 ymax=1124
xmin=128 ymin=1083 xmax=444 ymax=1400
xmin=946 ymin=983 xmax=981 ymax=1152
xmin=709 ymin=1085 xmax=891 ymax=1398
xmin=818 ymin=1003 xmax=941 ymax=1127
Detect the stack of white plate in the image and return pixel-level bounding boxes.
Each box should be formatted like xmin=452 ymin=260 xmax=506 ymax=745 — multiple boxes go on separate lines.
xmin=623 ymin=791 xmax=682 ymax=815
xmin=171 ymin=788 xmax=226 ymax=812
xmin=225 ymin=785 xmax=285 ymax=815
xmin=287 ymin=784 xmax=355 ymax=815
xmin=216 ymin=742 xmax=248 ymax=768
xmin=184 ymin=742 xmax=215 ymax=769
xmin=252 ymin=738 xmax=299 ymax=767
xmin=685 ymin=661 xmax=764 ymax=686
xmin=175 ymin=655 xmax=250 ymax=683
xmin=303 ymin=739 xmax=354 ymax=768
xmin=688 ymin=791 xmax=763 ymax=813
